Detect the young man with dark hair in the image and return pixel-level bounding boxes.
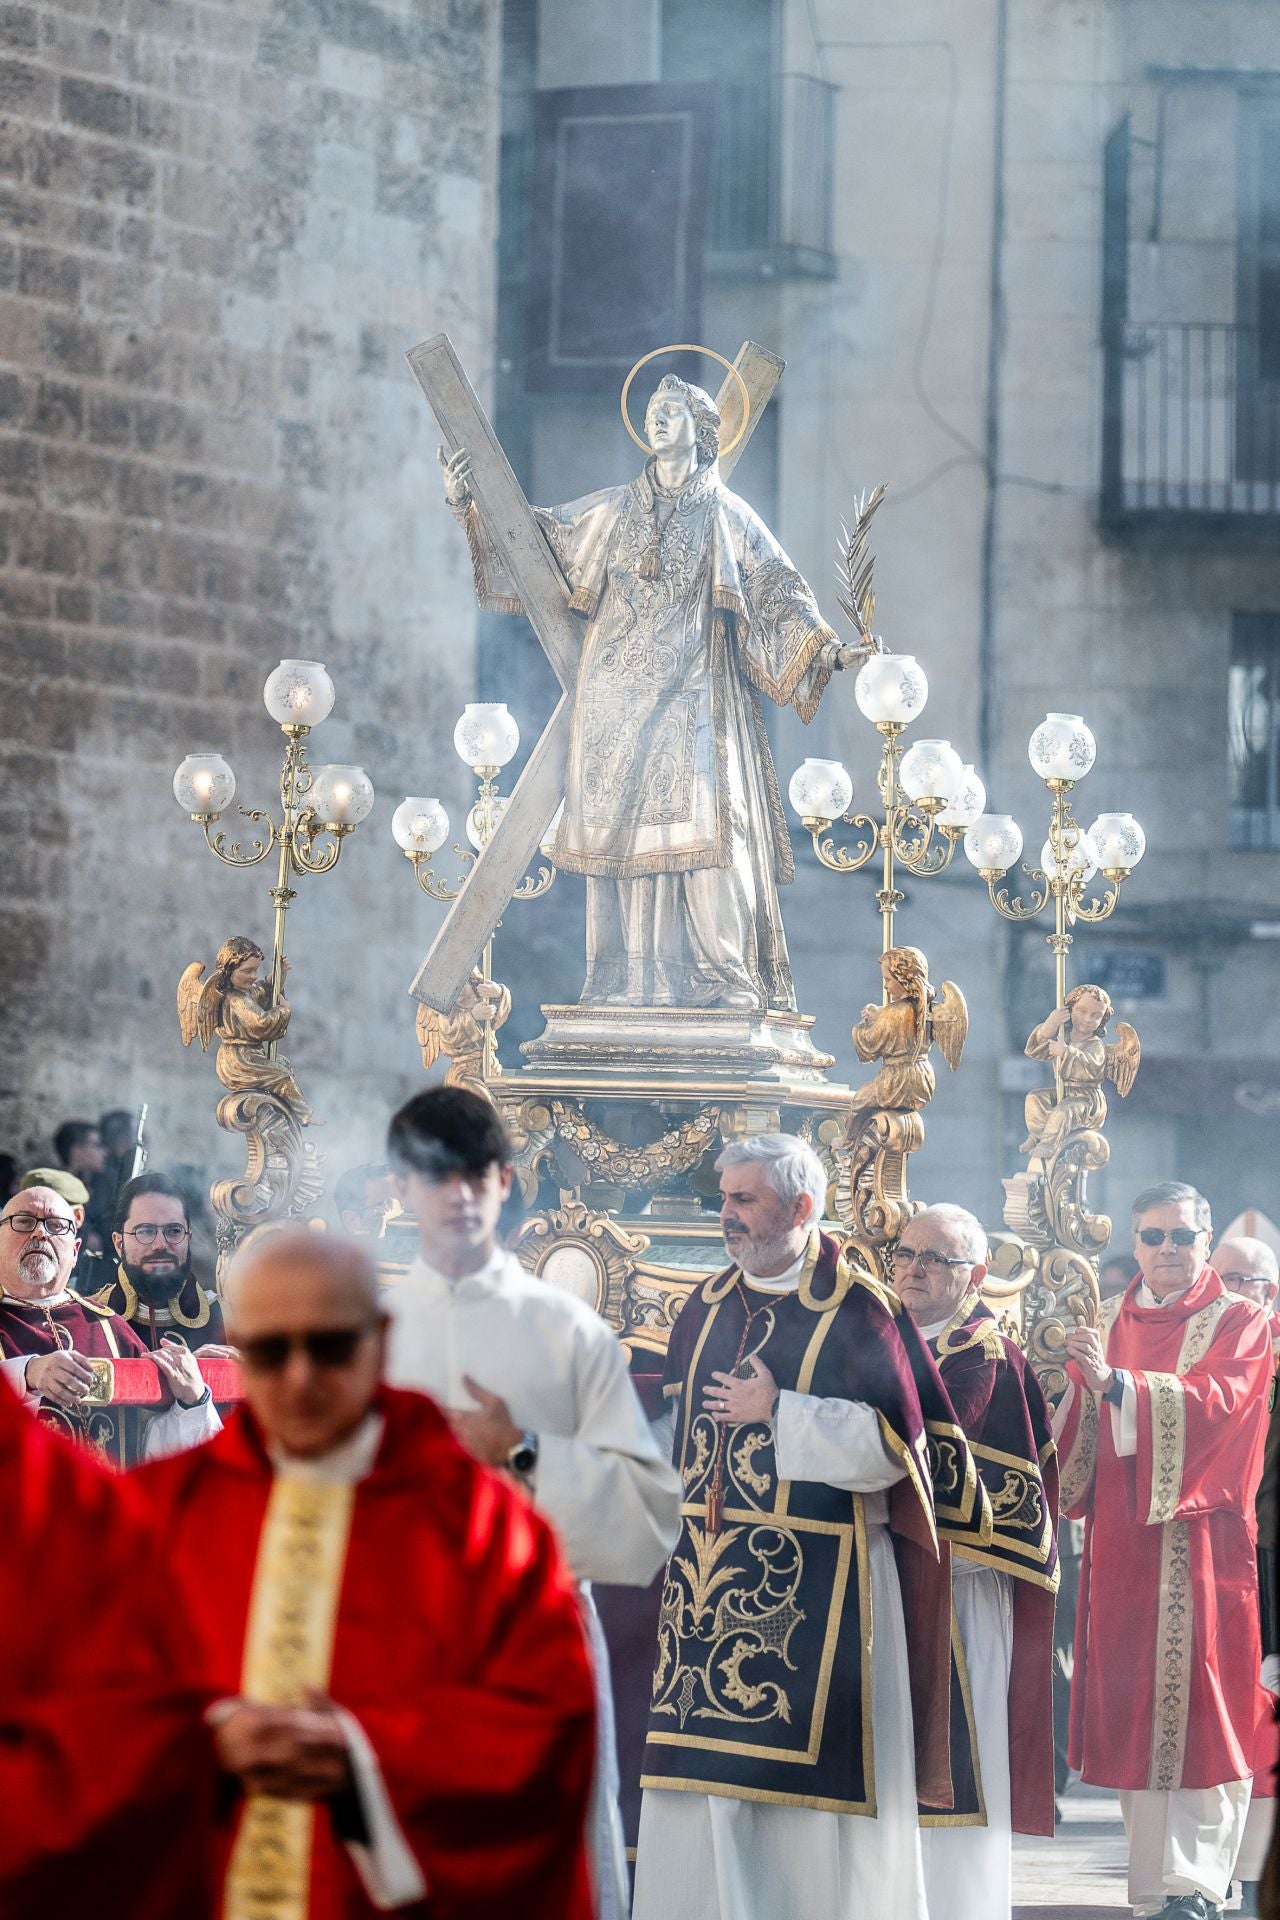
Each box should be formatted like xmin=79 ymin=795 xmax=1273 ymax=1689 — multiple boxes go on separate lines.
xmin=89 ymin=1172 xmax=228 ymax=1354
xmin=383 ymin=1084 xmax=681 ymax=1920
xmin=53 ymin=1119 xmax=111 ymax=1276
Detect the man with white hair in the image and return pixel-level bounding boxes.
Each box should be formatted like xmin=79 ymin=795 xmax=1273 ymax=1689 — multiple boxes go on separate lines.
xmin=1216 ymin=1235 xmax=1280 ymax=1347
xmin=1058 ymin=1181 xmax=1272 ymax=1920
xmin=632 ymin=1133 xmax=986 ymax=1920
xmin=892 ymin=1204 xmax=1059 ymax=1920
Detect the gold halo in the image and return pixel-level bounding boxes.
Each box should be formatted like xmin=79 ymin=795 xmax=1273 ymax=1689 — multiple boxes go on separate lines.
xmin=620 ymin=344 xmax=751 ymax=459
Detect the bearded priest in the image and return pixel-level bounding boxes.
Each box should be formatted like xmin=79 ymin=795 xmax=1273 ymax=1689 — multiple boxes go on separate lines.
xmin=633 ymin=1134 xmax=989 ymax=1920
xmin=1058 ymin=1180 xmax=1273 ymax=1920
xmin=136 ymin=1229 xmax=597 ymax=1920
xmin=893 ymin=1203 xmax=1059 ymax=1920
xmin=90 ymin=1171 xmax=229 ymax=1353
xmin=0 ymin=1183 xmax=221 ymax=1465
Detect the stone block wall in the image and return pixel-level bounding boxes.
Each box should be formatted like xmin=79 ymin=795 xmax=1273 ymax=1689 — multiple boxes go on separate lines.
xmin=0 ymin=0 xmax=500 ymax=1184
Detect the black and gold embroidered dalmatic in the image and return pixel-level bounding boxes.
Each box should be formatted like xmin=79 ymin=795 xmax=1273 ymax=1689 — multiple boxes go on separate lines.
xmin=642 ymin=1232 xmax=987 ymax=1815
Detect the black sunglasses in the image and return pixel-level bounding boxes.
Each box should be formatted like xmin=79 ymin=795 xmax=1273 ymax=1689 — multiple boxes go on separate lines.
xmin=1136 ymin=1227 xmax=1205 ymax=1248
xmin=239 ymin=1326 xmax=376 ymax=1372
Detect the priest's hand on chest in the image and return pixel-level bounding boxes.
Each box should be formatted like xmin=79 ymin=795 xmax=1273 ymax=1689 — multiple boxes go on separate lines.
xmin=26 ymin=1349 xmax=96 ymax=1406
xmin=704 ymin=1357 xmax=780 ymax=1425
xmin=211 ymin=1692 xmax=352 ymax=1802
xmin=447 ymin=1374 xmax=522 ymax=1467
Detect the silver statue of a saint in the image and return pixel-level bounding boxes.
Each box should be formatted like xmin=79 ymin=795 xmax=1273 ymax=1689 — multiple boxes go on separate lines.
xmin=442 ymin=376 xmax=859 ymax=1011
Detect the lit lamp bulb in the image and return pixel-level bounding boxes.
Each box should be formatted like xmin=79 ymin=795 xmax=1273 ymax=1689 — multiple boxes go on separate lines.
xmin=963 ymin=814 xmax=1024 ymax=875
xmin=263 ymin=659 xmax=336 ymax=729
xmin=1040 ymin=830 xmax=1098 ymax=883
xmin=173 ymin=750 xmax=236 ymax=817
xmin=392 ymin=797 xmax=449 ymax=855
xmin=854 ymin=653 xmax=929 ymax=725
xmin=936 ymin=763 xmax=986 ymax=832
xmin=539 ymin=801 xmax=565 ymax=862
xmin=453 ymin=703 xmax=520 ymax=771
xmin=1027 ymin=712 xmax=1096 ymax=783
xmin=309 ymin=764 xmax=375 ymax=827
xmin=1087 ymin=812 xmax=1146 ymax=874
xmin=787 ymin=758 xmax=853 ymax=824
xmin=898 ymin=738 xmax=963 ymax=815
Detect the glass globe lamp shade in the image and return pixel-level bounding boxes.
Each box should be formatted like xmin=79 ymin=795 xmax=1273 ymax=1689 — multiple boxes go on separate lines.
xmin=899 ymin=738 xmax=964 ymax=809
xmin=309 ymin=764 xmax=375 ymax=827
xmin=453 ymin=703 xmax=520 ymax=770
xmin=466 ymin=794 xmax=509 ymax=851
xmin=936 ymin=763 xmax=987 ymax=831
xmin=539 ymin=800 xmax=565 ymax=861
xmin=263 ymin=659 xmax=336 ymax=728
xmin=1087 ymin=812 xmax=1146 ymax=872
xmin=1027 ymin=711 xmax=1096 ymax=783
xmin=173 ymin=750 xmax=235 ymax=815
xmin=963 ymin=814 xmax=1024 ymax=873
xmin=854 ymin=653 xmax=929 ymax=726
xmin=787 ymin=758 xmax=853 ymax=822
xmin=391 ymin=796 xmax=449 ymax=854
xmin=1040 ymin=831 xmax=1098 ymax=883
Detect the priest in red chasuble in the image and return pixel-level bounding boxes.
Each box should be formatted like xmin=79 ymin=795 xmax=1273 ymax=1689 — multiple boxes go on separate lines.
xmin=633 ymin=1135 xmax=991 ymax=1920
xmin=0 ymin=1376 xmax=217 ymax=1919
xmin=136 ymin=1229 xmax=597 ymax=1920
xmin=1057 ymin=1180 xmax=1273 ymax=1919
xmin=0 ymin=1184 xmax=221 ymax=1465
xmin=893 ymin=1203 xmax=1059 ymax=1920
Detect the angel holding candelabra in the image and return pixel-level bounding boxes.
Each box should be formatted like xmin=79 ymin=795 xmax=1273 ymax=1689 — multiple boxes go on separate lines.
xmin=1020 ymin=982 xmax=1139 ymax=1169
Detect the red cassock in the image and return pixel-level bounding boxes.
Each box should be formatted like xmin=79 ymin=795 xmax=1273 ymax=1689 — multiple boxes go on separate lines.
xmin=137 ymin=1385 xmax=598 ymax=1920
xmin=1058 ymin=1267 xmax=1273 ymax=1790
xmin=0 ymin=1377 xmax=217 ymax=1920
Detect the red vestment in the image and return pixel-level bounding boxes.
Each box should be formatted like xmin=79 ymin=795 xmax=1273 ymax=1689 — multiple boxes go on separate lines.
xmin=137 ymin=1385 xmax=597 ymax=1920
xmin=0 ymin=1378 xmax=217 ymax=1919
xmin=0 ymin=1288 xmax=158 ymax=1465
xmin=1059 ymin=1267 xmax=1272 ymax=1789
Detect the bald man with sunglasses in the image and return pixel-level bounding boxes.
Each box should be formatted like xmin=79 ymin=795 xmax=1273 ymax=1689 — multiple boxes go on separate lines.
xmin=1056 ymin=1181 xmax=1273 ymax=1920
xmin=135 ymin=1229 xmax=597 ymax=1920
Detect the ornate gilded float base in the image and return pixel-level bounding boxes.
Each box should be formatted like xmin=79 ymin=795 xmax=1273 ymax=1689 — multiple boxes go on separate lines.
xmin=520 ymin=1003 xmax=835 ymax=1084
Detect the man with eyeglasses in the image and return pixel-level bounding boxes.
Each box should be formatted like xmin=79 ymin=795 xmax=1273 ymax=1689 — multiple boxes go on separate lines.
xmin=88 ymin=1172 xmax=229 ymax=1353
xmin=136 ymin=1228 xmax=597 ymax=1920
xmin=890 ymin=1205 xmax=1059 ymax=1920
xmin=0 ymin=1184 xmax=220 ymax=1466
xmin=1056 ymin=1180 xmax=1273 ymax=1920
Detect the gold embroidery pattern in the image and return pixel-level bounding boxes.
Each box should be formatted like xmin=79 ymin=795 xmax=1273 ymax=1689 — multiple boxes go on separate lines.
xmin=653 ymin=1520 xmax=806 ymax=1732
xmin=1059 ymin=1388 xmax=1098 ymax=1509
xmin=732 ymin=1431 xmax=773 ymax=1498
xmin=1144 ymin=1372 xmax=1186 ymax=1526
xmin=223 ymin=1477 xmax=355 ymax=1920
xmin=1147 ymin=1517 xmax=1192 ymax=1790
xmin=988 ymin=1465 xmax=1044 ymax=1533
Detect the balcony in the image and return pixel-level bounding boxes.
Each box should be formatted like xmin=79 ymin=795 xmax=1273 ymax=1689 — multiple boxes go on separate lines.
xmin=705 ymin=72 xmax=837 ymax=280
xmin=1100 ymin=117 xmax=1280 ymax=546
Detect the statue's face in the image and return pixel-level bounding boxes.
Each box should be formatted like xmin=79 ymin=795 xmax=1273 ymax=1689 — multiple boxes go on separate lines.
xmin=645 ymin=389 xmax=697 ymax=457
xmin=1069 ymin=991 xmax=1107 ymax=1038
xmin=231 ymin=954 xmax=261 ymax=989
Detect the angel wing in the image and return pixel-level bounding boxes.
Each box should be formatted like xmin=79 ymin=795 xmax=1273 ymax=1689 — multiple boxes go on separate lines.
xmin=930 ymin=980 xmax=969 ymax=1073
xmin=415 ymin=999 xmax=449 ymax=1073
xmin=177 ymin=962 xmax=220 ymax=1052
xmin=1104 ymin=1021 xmax=1141 ymax=1098
xmin=836 ymin=483 xmax=889 ymax=644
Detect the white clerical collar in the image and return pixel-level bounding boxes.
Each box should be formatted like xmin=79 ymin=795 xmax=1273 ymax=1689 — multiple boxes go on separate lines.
xmin=741 ymin=1246 xmax=810 ymax=1294
xmin=0 ymin=1287 xmax=74 ymax=1310
xmin=268 ymin=1411 xmax=385 ymax=1484
xmin=410 ymin=1244 xmax=510 ymax=1295
xmin=1136 ymin=1278 xmax=1196 ymax=1308
xmin=918 ymin=1315 xmax=951 ymax=1342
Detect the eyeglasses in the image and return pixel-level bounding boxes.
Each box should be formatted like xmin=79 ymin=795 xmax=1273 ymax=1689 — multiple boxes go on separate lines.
xmin=1136 ymin=1227 xmax=1205 ymax=1248
xmin=886 ymin=1246 xmax=973 ymax=1277
xmin=1220 ymin=1271 xmax=1275 ymax=1290
xmin=2 ymin=1213 xmax=76 ymax=1240
xmin=124 ymin=1224 xmax=191 ymax=1247
xmin=238 ymin=1326 xmax=376 ymax=1373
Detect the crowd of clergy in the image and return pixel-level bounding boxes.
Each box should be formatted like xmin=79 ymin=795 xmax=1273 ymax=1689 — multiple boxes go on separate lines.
xmin=1 ymin=1088 xmax=1277 ymax=1920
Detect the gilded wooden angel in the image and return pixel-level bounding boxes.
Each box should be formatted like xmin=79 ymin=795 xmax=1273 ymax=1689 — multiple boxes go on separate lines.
xmin=178 ymin=935 xmax=313 ymax=1127
xmin=1021 ymin=982 xmax=1139 ymax=1163
xmin=846 ymin=946 xmax=968 ymax=1121
xmin=415 ymin=965 xmax=511 ymax=1092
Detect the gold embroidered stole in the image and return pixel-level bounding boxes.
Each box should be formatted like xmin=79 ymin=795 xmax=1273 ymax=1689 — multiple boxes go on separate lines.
xmin=223 ymin=1477 xmax=355 ymax=1920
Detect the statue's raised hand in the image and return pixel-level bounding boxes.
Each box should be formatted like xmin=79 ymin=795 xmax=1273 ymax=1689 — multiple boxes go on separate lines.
xmin=438 ymin=445 xmax=473 ymax=510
